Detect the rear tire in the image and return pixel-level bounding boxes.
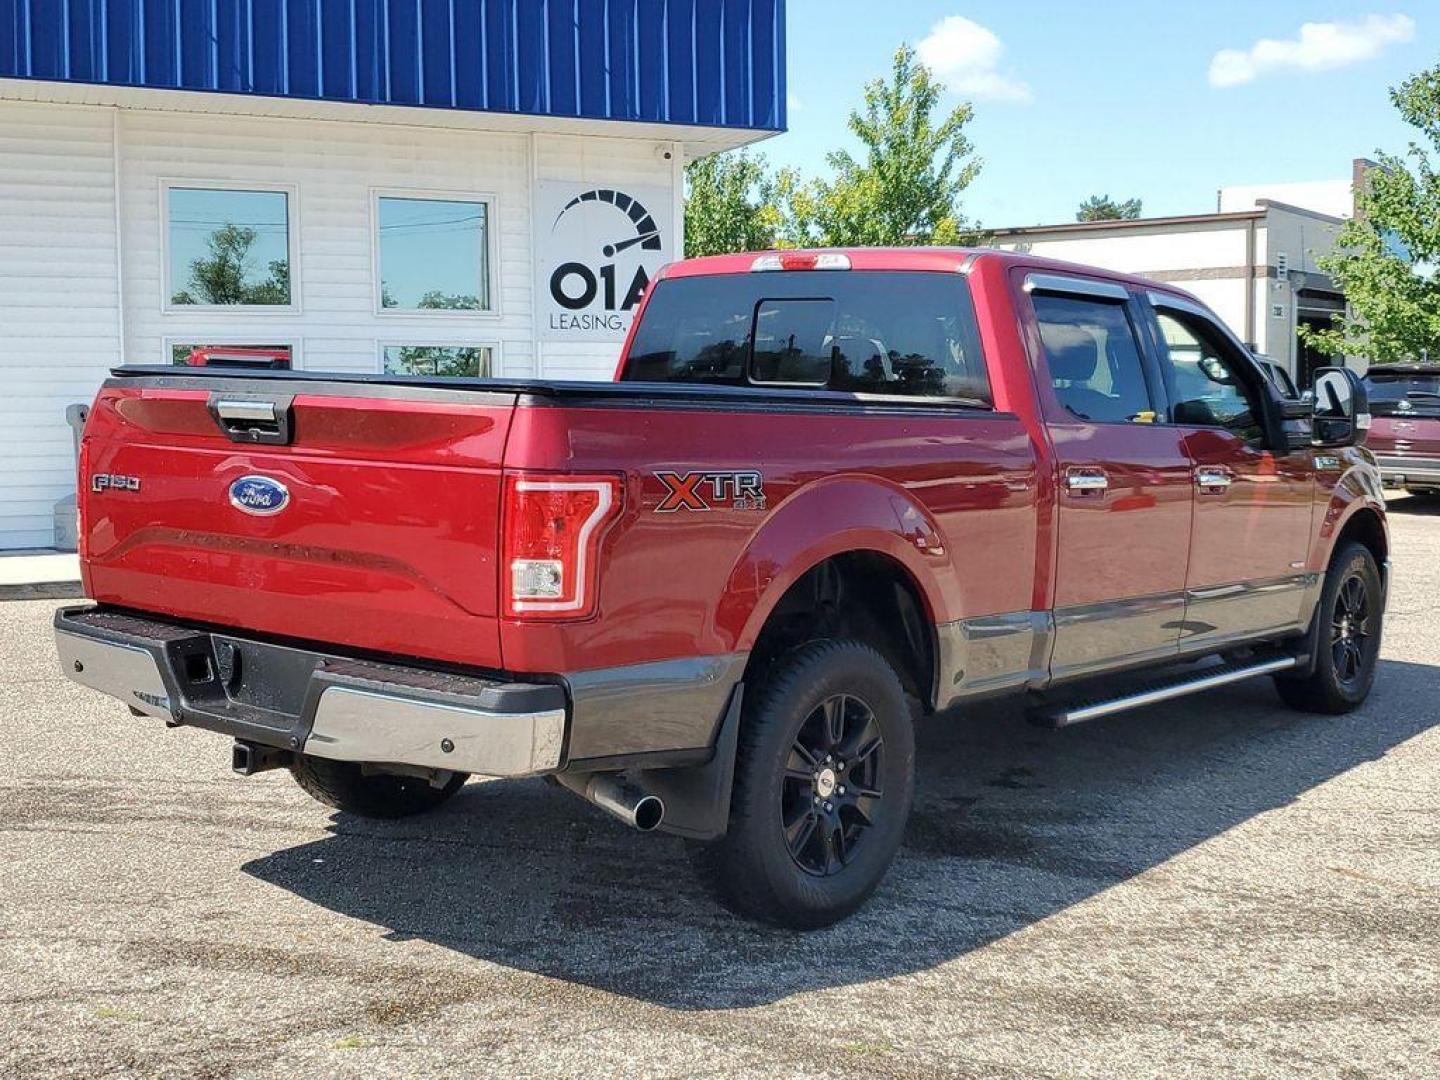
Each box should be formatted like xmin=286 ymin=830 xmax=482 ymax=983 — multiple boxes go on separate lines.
xmin=687 ymin=640 xmax=915 ymax=929
xmin=1274 ymin=541 xmax=1383 ymax=714
xmin=288 ymin=755 xmax=468 ymax=819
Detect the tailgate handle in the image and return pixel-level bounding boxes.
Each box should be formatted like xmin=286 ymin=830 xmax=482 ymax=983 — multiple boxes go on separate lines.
xmin=207 ymin=394 xmax=295 ymax=446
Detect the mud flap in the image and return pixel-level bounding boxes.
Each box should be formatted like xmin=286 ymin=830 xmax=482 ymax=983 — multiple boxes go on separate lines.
xmin=639 ymin=683 xmax=743 ymax=841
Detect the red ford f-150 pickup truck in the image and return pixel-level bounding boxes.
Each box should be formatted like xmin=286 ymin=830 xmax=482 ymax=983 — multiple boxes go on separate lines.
xmin=57 ymin=248 xmax=1387 ymax=927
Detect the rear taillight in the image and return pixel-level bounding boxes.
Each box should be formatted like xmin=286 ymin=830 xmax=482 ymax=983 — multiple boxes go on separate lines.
xmin=502 ymin=474 xmax=623 ymax=619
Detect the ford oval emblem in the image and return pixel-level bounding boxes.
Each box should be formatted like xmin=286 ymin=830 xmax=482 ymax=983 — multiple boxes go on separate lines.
xmin=228 ymin=475 xmax=289 ymax=516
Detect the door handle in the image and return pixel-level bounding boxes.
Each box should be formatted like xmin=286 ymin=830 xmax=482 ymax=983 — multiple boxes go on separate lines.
xmin=1195 ymin=467 xmax=1233 ymax=492
xmin=1064 ymin=469 xmax=1108 ymax=494
xmin=206 ymin=393 xmax=294 ymax=446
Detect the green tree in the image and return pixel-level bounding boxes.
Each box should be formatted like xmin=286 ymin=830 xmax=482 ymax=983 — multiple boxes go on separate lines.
xmin=779 ymin=44 xmax=982 ymax=247
xmin=1076 ymin=194 xmax=1142 ymax=222
xmin=683 ymin=152 xmax=779 ymax=257
xmin=171 ymin=223 xmax=290 ymax=305
xmin=1303 ymin=65 xmax=1440 ymax=362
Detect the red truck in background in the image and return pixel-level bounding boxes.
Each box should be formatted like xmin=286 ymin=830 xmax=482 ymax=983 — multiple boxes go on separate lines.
xmin=1364 ymin=363 xmax=1440 ymax=499
xmin=57 ymin=248 xmax=1386 ymax=928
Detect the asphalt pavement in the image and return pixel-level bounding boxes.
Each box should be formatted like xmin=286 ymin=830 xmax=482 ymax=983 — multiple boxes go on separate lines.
xmin=2 ymin=496 xmax=1438 ymax=1078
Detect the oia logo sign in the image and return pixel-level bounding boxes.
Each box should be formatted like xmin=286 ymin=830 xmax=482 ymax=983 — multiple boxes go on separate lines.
xmin=536 ymin=181 xmax=674 ymax=342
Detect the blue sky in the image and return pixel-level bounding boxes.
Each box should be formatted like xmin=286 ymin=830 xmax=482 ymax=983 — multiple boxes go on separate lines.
xmin=764 ymin=2 xmax=1433 ymax=226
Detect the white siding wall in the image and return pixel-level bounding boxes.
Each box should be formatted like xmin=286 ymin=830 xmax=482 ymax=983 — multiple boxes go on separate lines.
xmin=0 ymin=102 xmax=678 ymax=550
xmin=117 ymin=112 xmax=675 ymax=377
xmin=0 ymin=102 xmax=120 ymax=549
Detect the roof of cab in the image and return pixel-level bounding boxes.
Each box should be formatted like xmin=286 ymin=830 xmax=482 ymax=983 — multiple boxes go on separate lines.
xmin=658 ymin=247 xmax=1198 ymax=299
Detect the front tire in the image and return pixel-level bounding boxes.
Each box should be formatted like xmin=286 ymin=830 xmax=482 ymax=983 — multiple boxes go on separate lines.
xmin=1275 ymin=541 xmax=1383 ymax=714
xmin=687 ymin=640 xmax=915 ymax=929
xmin=288 ymin=755 xmax=468 ymax=819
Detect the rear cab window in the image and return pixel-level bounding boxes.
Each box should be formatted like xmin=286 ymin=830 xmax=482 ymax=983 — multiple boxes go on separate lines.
xmin=622 ymin=271 xmax=992 ymax=404
xmin=1364 ymin=369 xmax=1440 ymax=415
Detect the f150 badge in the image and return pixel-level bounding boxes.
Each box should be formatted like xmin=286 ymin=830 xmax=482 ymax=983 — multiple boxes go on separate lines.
xmin=655 ymin=471 xmax=766 ymax=513
xmin=228 ymin=475 xmax=290 ymax=516
xmin=90 ymin=474 xmax=141 ymax=493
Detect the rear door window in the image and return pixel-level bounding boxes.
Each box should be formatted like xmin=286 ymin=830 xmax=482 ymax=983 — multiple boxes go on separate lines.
xmin=1032 ymin=294 xmax=1155 ymax=424
xmin=623 ymin=271 xmax=991 ymax=403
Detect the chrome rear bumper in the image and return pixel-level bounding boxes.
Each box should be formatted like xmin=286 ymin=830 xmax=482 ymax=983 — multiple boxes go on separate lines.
xmin=54 ymin=606 xmax=566 ymax=778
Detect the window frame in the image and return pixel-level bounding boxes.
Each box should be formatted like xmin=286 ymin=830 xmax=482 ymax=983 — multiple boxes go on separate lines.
xmin=375 ymin=339 xmax=502 ymax=378
xmin=162 ymin=336 xmax=302 ymax=369
xmin=370 ymin=187 xmax=501 ymax=319
xmin=160 ymin=179 xmax=301 ymax=315
xmin=1024 ymin=273 xmax=1163 ymax=427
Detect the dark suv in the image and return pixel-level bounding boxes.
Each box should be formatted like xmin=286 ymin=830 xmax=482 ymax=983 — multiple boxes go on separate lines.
xmin=1365 ymin=364 xmax=1440 ymax=497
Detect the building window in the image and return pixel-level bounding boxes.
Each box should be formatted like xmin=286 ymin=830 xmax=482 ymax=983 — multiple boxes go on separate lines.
xmin=165 ymin=185 xmax=295 ymax=308
xmin=375 ymin=193 xmax=492 ymax=313
xmin=380 ymin=344 xmax=493 ymax=378
xmin=169 ymin=342 xmax=294 ymax=369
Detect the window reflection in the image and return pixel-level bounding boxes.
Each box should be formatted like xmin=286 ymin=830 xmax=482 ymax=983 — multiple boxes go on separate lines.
xmin=377 ymin=196 xmax=490 ymax=312
xmin=168 ymin=188 xmax=291 ymax=306
xmin=381 ymin=345 xmax=491 ymax=377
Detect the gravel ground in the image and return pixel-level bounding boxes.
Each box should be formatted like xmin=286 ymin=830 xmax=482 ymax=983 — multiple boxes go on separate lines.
xmin=3 ymin=496 xmax=1438 ymax=1078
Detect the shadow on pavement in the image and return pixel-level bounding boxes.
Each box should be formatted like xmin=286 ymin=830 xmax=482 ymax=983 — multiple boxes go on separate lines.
xmin=243 ymin=657 xmax=1438 ymax=1009
xmin=1386 ymin=491 xmax=1440 ymax=515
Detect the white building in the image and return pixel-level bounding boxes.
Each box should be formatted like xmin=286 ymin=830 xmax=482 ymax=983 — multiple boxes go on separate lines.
xmin=0 ymin=1 xmax=786 ymax=551
xmin=991 ymin=162 xmax=1372 ymax=388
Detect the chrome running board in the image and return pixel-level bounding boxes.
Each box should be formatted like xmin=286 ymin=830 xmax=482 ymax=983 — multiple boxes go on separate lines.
xmin=1038 ymin=656 xmax=1300 ymax=728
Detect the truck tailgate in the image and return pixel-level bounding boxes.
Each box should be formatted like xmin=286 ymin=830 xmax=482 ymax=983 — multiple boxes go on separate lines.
xmin=80 ymin=379 xmax=516 ymax=670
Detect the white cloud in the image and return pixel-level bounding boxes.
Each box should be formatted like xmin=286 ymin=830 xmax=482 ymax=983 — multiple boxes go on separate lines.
xmin=787 ymin=92 xmax=805 ymax=113
xmin=1209 ymin=14 xmax=1416 ymax=88
xmin=916 ymin=15 xmax=1032 ymax=104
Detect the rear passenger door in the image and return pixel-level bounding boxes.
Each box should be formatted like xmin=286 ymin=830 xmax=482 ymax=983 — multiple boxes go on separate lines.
xmin=1023 ymin=274 xmax=1194 ymax=681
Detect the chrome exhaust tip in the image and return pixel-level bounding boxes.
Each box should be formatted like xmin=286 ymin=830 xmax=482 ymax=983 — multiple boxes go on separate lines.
xmin=555 ymin=772 xmax=665 ymax=832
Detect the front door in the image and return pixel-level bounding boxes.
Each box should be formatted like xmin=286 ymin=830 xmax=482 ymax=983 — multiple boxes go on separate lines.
xmin=1026 ymin=278 xmax=1195 ymax=681
xmin=1148 ymin=302 xmax=1314 ymax=648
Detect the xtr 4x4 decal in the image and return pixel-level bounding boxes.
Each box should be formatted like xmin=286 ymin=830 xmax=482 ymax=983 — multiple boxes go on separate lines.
xmin=655 ymin=470 xmax=766 ymax=512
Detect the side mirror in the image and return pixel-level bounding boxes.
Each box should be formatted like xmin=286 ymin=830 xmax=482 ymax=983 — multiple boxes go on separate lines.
xmin=1311 ymin=366 xmax=1370 ymax=447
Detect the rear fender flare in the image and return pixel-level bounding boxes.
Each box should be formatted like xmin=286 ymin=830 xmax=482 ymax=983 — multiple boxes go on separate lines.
xmin=716 ymin=476 xmax=956 ymax=654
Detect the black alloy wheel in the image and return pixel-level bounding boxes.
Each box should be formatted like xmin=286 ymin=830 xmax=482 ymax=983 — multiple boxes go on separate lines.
xmin=1275 ymin=540 xmax=1383 ymax=715
xmin=686 ymin=639 xmax=915 ymax=929
xmin=783 ymin=693 xmax=884 ymax=876
xmin=1330 ymin=571 xmax=1374 ymax=690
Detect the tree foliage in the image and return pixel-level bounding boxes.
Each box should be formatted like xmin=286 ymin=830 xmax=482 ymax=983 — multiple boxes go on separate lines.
xmin=1304 ymin=65 xmax=1440 ymax=362
xmin=388 ymin=345 xmax=487 ymax=377
xmin=683 ymin=152 xmax=778 ymax=257
xmin=777 ymin=45 xmax=982 ymax=247
xmin=1076 ymin=194 xmax=1142 ymax=222
xmin=171 ymin=224 xmax=290 ymax=305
